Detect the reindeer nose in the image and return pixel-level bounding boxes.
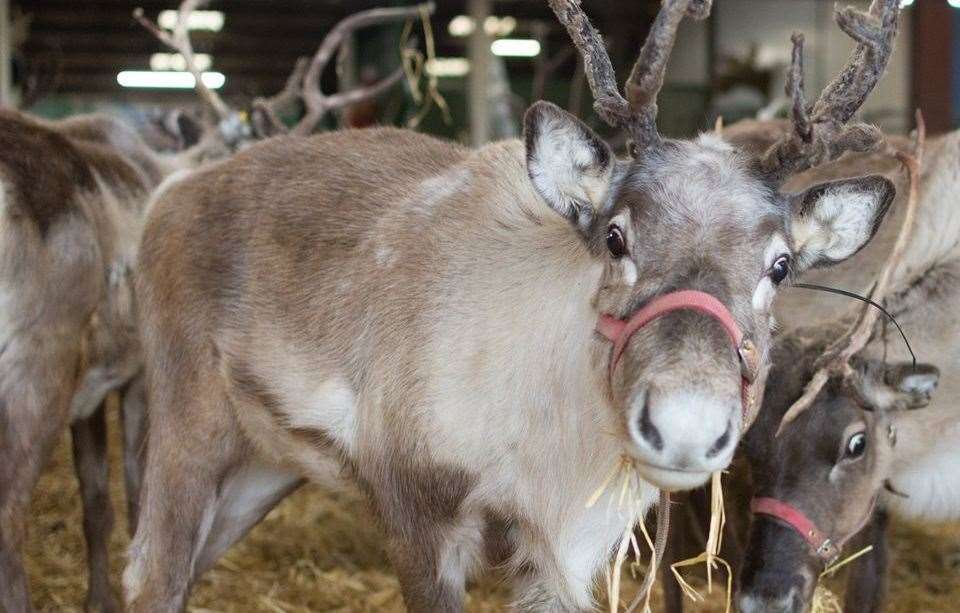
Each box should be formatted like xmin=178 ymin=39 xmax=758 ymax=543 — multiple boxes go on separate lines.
xmin=635 ymin=398 xmax=732 ymax=459
xmin=630 ymin=388 xmax=739 ymax=464
xmin=636 ymin=400 xmax=663 ymax=451
xmin=705 ymin=420 xmax=732 ymax=459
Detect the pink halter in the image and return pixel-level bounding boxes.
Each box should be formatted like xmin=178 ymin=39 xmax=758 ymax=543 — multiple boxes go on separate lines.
xmin=596 ymin=290 xmax=757 ymax=417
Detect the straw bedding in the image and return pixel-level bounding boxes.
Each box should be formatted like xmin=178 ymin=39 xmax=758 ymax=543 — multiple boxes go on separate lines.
xmin=24 ymin=407 xmax=960 ymax=612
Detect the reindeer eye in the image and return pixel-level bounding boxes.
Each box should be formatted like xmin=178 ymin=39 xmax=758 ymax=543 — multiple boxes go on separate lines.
xmin=844 ymin=432 xmax=867 ymax=459
xmin=769 ymin=255 xmax=790 ymax=285
xmin=607 ymin=225 xmax=626 ymax=259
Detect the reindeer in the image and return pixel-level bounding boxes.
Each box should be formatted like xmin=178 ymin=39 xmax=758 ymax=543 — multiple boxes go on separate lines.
xmin=738 ymin=336 xmax=941 ymax=613
xmin=0 ymin=109 xmax=177 ymax=613
xmin=134 ymin=0 xmax=436 ymax=152
xmin=0 ymin=5 xmax=429 ymax=610
xmin=732 ymin=116 xmax=960 ymax=613
xmin=123 ymin=1 xmax=903 ymax=610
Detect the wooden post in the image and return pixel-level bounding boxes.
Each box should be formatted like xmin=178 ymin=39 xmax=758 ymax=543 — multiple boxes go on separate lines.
xmin=912 ymin=0 xmax=953 ymax=134
xmin=468 ymin=0 xmax=491 ymax=146
xmin=0 ymin=0 xmax=11 ymax=107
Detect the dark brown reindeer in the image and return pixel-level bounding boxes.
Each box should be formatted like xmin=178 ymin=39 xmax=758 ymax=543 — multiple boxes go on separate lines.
xmin=0 ymin=109 xmax=174 ymax=613
xmin=738 ymin=336 xmax=941 ymax=613
xmin=665 ymin=108 xmax=960 ymax=612
xmin=123 ymin=0 xmax=902 ymax=611
xmin=732 ymin=119 xmax=960 ymax=612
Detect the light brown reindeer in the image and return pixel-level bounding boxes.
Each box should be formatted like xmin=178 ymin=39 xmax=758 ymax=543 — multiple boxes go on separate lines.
xmin=0 ymin=5 xmax=437 ymax=611
xmin=0 ymin=109 xmax=178 ymax=613
xmin=124 ymin=1 xmax=902 ymax=610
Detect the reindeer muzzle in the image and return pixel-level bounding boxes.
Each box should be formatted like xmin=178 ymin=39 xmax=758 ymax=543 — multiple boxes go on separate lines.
xmin=596 ymin=289 xmax=757 ymax=421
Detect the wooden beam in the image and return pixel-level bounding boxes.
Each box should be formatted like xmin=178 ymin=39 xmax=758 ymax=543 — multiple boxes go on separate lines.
xmin=468 ymin=0 xmax=491 ymax=146
xmin=1 ymin=0 xmax=10 ymax=106
xmin=912 ymin=0 xmax=953 ymax=134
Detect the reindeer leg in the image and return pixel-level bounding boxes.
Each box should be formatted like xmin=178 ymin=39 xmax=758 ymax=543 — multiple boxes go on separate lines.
xmin=123 ymin=376 xmax=240 ymax=613
xmin=123 ymin=373 xmax=302 ymax=613
xmin=118 ymin=376 xmax=147 ymax=535
xmin=71 ymin=400 xmax=121 ymax=613
xmin=0 ymin=373 xmax=74 ymax=613
xmin=843 ymin=508 xmax=889 ymax=613
xmin=360 ymin=460 xmax=481 ymax=613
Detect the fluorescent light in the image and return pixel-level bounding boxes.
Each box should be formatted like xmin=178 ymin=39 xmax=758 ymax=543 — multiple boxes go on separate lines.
xmin=948 ymin=0 xmax=960 ymax=7
xmin=448 ymin=14 xmax=518 ymax=38
xmin=448 ymin=15 xmax=474 ymax=37
xmin=116 ymin=70 xmax=225 ymax=89
xmin=484 ymin=15 xmax=517 ymax=37
xmin=899 ymin=0 xmax=914 ymax=6
xmin=150 ymin=53 xmax=212 ymax=72
xmin=157 ymin=9 xmax=224 ymax=32
xmin=491 ymin=39 xmax=541 ymax=58
xmin=426 ymin=57 xmax=470 ymax=77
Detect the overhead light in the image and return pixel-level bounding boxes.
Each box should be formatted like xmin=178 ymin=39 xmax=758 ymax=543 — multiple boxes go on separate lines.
xmin=117 ymin=70 xmax=225 ymax=89
xmin=948 ymin=0 xmax=960 ymax=7
xmin=150 ymin=52 xmax=212 ymax=72
xmin=448 ymin=15 xmax=475 ymax=37
xmin=899 ymin=0 xmax=914 ymax=6
xmin=448 ymin=14 xmax=518 ymax=38
xmin=484 ymin=16 xmax=517 ymax=37
xmin=426 ymin=57 xmax=470 ymax=77
xmin=491 ymin=39 xmax=541 ymax=58
xmin=157 ymin=9 xmax=224 ymax=32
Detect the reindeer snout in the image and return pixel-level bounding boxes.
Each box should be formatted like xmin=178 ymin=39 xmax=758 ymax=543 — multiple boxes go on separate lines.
xmin=627 ymin=388 xmax=739 ymax=490
xmin=738 ymin=589 xmax=805 ymax=613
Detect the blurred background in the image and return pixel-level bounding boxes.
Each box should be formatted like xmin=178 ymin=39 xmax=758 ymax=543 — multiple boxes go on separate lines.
xmin=3 ymin=0 xmax=953 ymax=149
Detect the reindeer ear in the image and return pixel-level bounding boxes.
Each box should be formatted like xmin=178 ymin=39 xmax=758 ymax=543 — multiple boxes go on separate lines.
xmin=888 ymin=363 xmax=940 ymax=409
xmin=854 ymin=360 xmax=940 ymax=411
xmin=524 ymin=101 xmax=615 ymax=232
xmin=788 ymin=175 xmax=895 ymax=271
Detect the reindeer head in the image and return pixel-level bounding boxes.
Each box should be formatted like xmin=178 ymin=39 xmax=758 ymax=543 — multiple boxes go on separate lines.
xmin=529 ymin=0 xmax=900 ymax=490
xmin=737 ymin=336 xmax=939 ymax=613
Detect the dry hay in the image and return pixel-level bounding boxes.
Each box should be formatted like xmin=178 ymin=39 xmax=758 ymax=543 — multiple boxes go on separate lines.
xmin=23 ymin=408 xmax=960 ymax=612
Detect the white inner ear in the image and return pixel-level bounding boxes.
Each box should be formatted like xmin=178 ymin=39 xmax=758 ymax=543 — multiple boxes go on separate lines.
xmin=527 ymin=114 xmax=612 ymax=220
xmin=792 ymin=186 xmax=877 ymax=266
xmin=752 ymin=234 xmax=789 ymax=311
xmin=899 ymin=373 xmax=939 ymax=395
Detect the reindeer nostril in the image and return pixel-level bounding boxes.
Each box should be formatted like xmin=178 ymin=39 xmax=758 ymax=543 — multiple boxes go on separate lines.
xmin=638 ymin=401 xmax=663 ymax=451
xmin=706 ymin=420 xmax=732 ymax=459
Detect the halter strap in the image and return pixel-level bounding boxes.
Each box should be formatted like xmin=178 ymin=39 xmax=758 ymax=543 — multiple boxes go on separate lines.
xmin=750 ymin=497 xmax=839 ymax=563
xmin=596 ymin=290 xmax=757 ymax=418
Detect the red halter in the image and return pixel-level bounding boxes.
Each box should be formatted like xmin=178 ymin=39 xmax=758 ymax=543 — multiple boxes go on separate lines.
xmin=750 ymin=497 xmax=840 ymax=563
xmin=596 ymin=290 xmax=757 ymax=418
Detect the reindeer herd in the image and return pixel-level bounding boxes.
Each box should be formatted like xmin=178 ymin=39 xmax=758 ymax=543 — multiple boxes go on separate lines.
xmin=1 ymin=0 xmax=958 ymax=612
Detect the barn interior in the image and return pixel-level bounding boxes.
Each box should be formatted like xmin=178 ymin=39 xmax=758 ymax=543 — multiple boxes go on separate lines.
xmin=5 ymin=0 xmax=960 ymax=611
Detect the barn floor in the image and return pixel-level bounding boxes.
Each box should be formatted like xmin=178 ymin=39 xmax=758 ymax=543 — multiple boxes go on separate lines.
xmin=24 ymin=409 xmax=960 ymax=612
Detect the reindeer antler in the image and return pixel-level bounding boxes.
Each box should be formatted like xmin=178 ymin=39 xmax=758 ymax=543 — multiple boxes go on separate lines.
xmin=291 ymin=2 xmax=434 ymax=136
xmin=776 ymin=111 xmax=926 ymax=435
xmin=760 ymin=0 xmax=901 ymax=180
xmin=134 ymin=0 xmax=234 ymax=123
xmin=135 ymin=0 xmax=250 ymax=148
xmin=547 ymin=0 xmax=711 ymax=153
xmin=137 ymin=1 xmax=434 ymax=142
